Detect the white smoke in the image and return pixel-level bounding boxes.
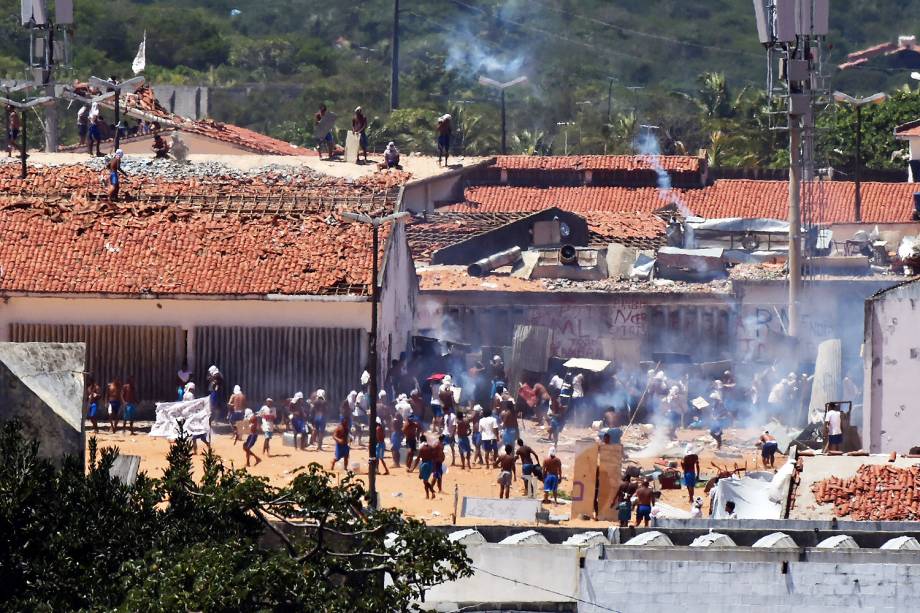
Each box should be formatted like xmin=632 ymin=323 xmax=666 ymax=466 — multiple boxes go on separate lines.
xmin=634 ymin=131 xmax=692 ymax=217
xmin=444 ymin=24 xmax=526 ymax=75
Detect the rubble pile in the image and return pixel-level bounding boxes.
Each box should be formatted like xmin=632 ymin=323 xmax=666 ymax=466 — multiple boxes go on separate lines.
xmin=812 ymin=464 xmax=920 ymax=520
xmin=541 ymin=277 xmax=732 ymax=294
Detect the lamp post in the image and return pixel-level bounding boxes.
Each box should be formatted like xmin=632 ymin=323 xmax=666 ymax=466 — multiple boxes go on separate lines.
xmin=832 ymin=91 xmax=887 ymax=222
xmin=556 ymin=121 xmax=575 ymax=155
xmin=0 ymin=94 xmax=56 ymax=178
xmin=89 ymin=75 xmax=145 ymax=151
xmin=478 ymin=75 xmax=528 ymax=154
xmin=341 ymin=209 xmax=410 ymax=510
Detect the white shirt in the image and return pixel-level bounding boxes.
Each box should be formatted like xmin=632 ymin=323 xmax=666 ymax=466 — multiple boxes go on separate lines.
xmin=826 ymin=409 xmax=842 ymax=436
xmin=446 ymin=412 xmax=458 ymax=435
xmin=260 ymin=406 xmax=276 ymax=433
xmin=572 ymin=374 xmax=584 ymax=398
xmin=395 ymin=400 xmax=412 ymax=420
xmin=479 ymin=415 xmax=498 ymax=440
xmin=183 ymin=390 xmax=195 ymax=401
xmin=549 ymin=375 xmax=564 ymax=391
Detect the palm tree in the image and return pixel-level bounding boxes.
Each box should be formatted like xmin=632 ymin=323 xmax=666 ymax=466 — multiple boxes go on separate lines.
xmin=511 ymin=129 xmax=546 ymax=155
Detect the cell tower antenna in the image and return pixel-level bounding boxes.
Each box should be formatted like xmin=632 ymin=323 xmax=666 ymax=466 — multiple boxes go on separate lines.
xmin=752 ymin=0 xmax=830 ymax=338
xmin=21 ymin=0 xmax=73 ymax=152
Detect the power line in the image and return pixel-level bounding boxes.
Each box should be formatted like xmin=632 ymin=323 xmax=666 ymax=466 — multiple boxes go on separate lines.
xmin=437 ymin=564 xmax=625 ymax=613
xmin=528 ymin=0 xmax=764 ymax=59
xmin=443 ymin=0 xmax=649 ymax=63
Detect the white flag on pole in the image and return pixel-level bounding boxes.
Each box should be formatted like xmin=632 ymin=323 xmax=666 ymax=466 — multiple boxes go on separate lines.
xmin=132 ymin=31 xmax=146 ymax=75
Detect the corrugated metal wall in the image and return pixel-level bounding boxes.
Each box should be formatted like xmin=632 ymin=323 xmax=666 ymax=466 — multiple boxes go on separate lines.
xmin=193 ymin=326 xmax=366 ymax=409
xmin=9 ymin=323 xmax=181 ymax=401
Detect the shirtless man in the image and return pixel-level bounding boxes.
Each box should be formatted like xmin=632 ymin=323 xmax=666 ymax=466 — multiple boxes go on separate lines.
xmin=330 ymin=418 xmax=350 ymax=471
xmin=432 ymin=435 xmax=447 ymax=492
xmin=681 ymin=446 xmax=701 ymax=503
xmin=500 ymin=402 xmax=519 ymax=449
xmin=121 ymin=377 xmax=138 ymax=436
xmin=615 ymin=474 xmax=638 ymax=505
xmin=374 ymin=418 xmax=390 ymax=476
xmin=494 ymin=444 xmax=517 ymax=499
xmin=471 ymin=405 xmax=484 ymax=465
xmin=634 ymin=479 xmax=654 ymax=527
xmin=760 ymin=430 xmax=779 ymax=469
xmin=403 ymin=415 xmax=420 ymax=471
xmin=107 ymin=378 xmax=122 ymax=434
xmin=542 ymin=447 xmax=562 ymax=504
xmin=242 ymin=409 xmax=261 ymax=467
xmin=456 ymin=412 xmax=472 ymax=469
xmin=516 ymin=438 xmax=541 ymax=496
xmin=390 ymin=415 xmax=403 ymax=468
xmin=106 ymin=150 xmax=127 ymax=201
xmin=228 ymin=385 xmax=247 ymax=444
xmin=311 ymin=389 xmax=328 ymax=450
xmin=87 ymin=381 xmax=101 ymax=434
xmin=413 ymin=436 xmax=436 ymax=499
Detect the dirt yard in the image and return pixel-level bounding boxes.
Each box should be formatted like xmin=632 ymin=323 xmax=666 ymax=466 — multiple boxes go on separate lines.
xmin=86 ymin=418 xmax=781 ymax=528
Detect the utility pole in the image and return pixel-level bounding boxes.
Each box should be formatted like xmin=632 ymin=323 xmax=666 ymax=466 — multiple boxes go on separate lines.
xmin=500 ymin=89 xmax=506 ymax=155
xmin=341 ymin=210 xmax=409 ymax=510
xmin=788 ymin=117 xmax=802 ymax=338
xmin=478 ymin=75 xmax=527 ymax=156
xmin=832 ymin=91 xmax=887 ymax=223
xmin=390 ymin=0 xmax=399 ymax=110
xmin=607 ymin=77 xmax=615 ymax=123
xmin=89 ymin=75 xmax=145 ymax=151
xmin=0 ymin=93 xmax=56 ymax=178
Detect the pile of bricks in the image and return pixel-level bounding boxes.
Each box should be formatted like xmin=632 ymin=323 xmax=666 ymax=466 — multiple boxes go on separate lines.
xmin=812 ymin=464 xmax=920 ymax=520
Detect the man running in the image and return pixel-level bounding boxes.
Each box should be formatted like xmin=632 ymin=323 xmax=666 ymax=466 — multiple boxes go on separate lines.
xmin=432 ymin=435 xmax=447 ymax=493
xmin=242 ymin=408 xmax=261 ymax=467
xmin=331 ymin=417 xmax=350 ymax=471
xmin=414 ymin=436 xmax=436 ymax=499
xmin=479 ymin=408 xmax=499 ymax=465
xmin=500 ymin=402 xmax=519 ymax=449
xmin=259 ymin=399 xmax=276 ymax=456
xmin=760 ymin=430 xmax=779 ymax=469
xmin=542 ymin=447 xmax=562 ymax=504
xmin=404 ymin=414 xmax=420 ymax=471
xmin=516 ymin=438 xmax=541 ymax=496
xmin=374 ymin=417 xmax=390 ymax=475
xmin=456 ymin=412 xmax=472 ymax=469
xmin=494 ymin=444 xmax=517 ymax=499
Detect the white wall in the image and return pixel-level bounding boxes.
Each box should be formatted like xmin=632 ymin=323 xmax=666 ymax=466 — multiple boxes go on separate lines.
xmin=864 ymin=280 xmax=920 ymax=453
xmin=378 ymin=222 xmax=417 ymax=374
xmin=0 ymin=296 xmax=370 ymax=372
xmin=424 ymin=543 xmax=580 ymax=605
xmin=581 ymin=558 xmax=920 ymax=612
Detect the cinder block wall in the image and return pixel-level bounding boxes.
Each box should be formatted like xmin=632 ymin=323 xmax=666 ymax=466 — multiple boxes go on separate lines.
xmin=581 ymin=559 xmax=920 ymax=612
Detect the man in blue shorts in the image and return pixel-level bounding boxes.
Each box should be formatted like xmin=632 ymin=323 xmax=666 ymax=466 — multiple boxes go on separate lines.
xmin=760 ymin=431 xmax=779 ymax=469
xmin=681 ymin=445 xmax=700 ymax=503
xmin=479 ymin=408 xmax=499 ymax=464
xmin=413 ymin=436 xmax=436 ymax=499
xmin=374 ymin=417 xmax=390 ymax=475
xmin=330 ymin=418 xmax=350 ymax=471
xmin=242 ymin=409 xmax=261 ymax=467
xmin=390 ymin=415 xmax=403 ymax=468
xmin=634 ymin=479 xmax=654 ymax=527
xmin=456 ymin=412 xmax=472 ymax=469
xmin=542 ymin=447 xmax=562 ymax=504
xmin=516 ymin=438 xmax=540 ymax=497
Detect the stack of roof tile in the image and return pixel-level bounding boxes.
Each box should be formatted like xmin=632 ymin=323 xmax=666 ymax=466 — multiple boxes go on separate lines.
xmin=492 ymin=154 xmax=703 ymax=173
xmin=812 ymin=464 xmax=920 ymax=520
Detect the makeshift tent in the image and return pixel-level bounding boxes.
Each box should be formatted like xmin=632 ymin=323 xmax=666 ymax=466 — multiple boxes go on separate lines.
xmin=149 ymin=397 xmax=211 ymax=439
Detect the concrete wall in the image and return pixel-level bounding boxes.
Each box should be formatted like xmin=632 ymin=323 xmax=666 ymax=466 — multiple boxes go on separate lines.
xmin=378 ymin=219 xmax=417 ymax=374
xmin=118 ymin=132 xmax=254 ymax=156
xmin=580 ymin=555 xmax=920 ymax=613
xmin=151 ymin=85 xmax=209 ymax=120
xmin=0 ymin=296 xmax=370 ymax=377
xmin=863 ymin=280 xmax=920 ymax=453
xmin=0 ymin=342 xmax=85 ymax=463
xmin=424 ymin=543 xmax=581 ymax=605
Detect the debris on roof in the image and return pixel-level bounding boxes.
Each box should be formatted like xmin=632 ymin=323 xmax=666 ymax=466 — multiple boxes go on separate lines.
xmin=812 ymin=463 xmax=920 ymax=521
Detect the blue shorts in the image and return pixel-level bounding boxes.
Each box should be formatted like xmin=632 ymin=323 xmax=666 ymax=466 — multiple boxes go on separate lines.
xmin=78 ymin=124 xmax=87 ymax=137
xmin=88 ymin=402 xmax=98 ymax=418
xmin=431 ymin=404 xmax=443 ymax=418
xmin=263 ymin=430 xmax=273 ymax=440
xmin=313 ymin=416 xmax=326 ymax=430
xmin=390 ymin=432 xmax=403 ymax=450
xmin=375 ymin=442 xmax=386 ymax=459
xmin=550 ymin=417 xmax=563 ymax=433
xmin=636 ymin=504 xmax=652 ymax=521
xmin=437 ymin=133 xmax=450 ymax=150
xmin=762 ymin=441 xmax=778 ymax=458
xmin=502 ymin=428 xmax=518 ymax=447
xmin=335 ymin=443 xmax=349 ymax=461
xmin=472 ymin=432 xmax=482 ymax=446
xmin=359 ymin=131 xmax=368 ymax=148
xmin=419 ymin=460 xmax=434 ymax=481
xmin=482 ymin=439 xmax=497 ymax=453
xmin=244 ymin=433 xmax=258 ymax=450
xmin=433 ymin=463 xmax=444 ymax=478
xmin=108 ymin=400 xmax=121 ymax=415
xmin=193 ymin=433 xmax=209 ymax=443
xmin=292 ymin=417 xmax=306 ymax=434
xmin=89 ymin=124 xmax=101 ymax=140
xmin=324 ymin=131 xmax=333 ymax=142
xmin=544 ymin=473 xmax=559 ymax=493
xmin=124 ymin=404 xmax=136 ymax=420
xmin=683 ymin=472 xmax=697 ymax=488
xmin=458 ymin=435 xmax=471 ymax=454
xmin=209 ymin=391 xmax=218 ymax=407
xmin=829 ymin=434 xmax=843 ymax=445
xmin=522 ymin=463 xmax=534 ymax=476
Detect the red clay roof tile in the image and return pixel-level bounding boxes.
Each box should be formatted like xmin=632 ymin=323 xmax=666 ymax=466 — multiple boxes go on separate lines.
xmin=492 ymin=155 xmax=703 ymax=173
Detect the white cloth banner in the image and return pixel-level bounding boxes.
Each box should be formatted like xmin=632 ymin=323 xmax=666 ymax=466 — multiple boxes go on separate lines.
xmin=132 ymin=31 xmax=146 ymax=75
xmin=149 ymin=397 xmax=211 ymax=439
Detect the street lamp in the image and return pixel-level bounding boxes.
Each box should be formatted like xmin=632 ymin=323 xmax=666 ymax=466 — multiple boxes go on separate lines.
xmin=88 ymin=75 xmax=145 ymax=150
xmin=478 ymin=75 xmax=528 ymax=154
xmin=833 ymin=91 xmax=887 ymax=222
xmin=0 ymin=94 xmax=56 ymax=178
xmin=340 ymin=209 xmax=410 ymax=510
xmin=556 ymin=121 xmax=575 ymax=155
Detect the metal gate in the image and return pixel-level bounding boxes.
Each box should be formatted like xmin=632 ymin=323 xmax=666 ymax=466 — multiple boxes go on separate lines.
xmin=193 ymin=326 xmax=366 ymax=409
xmin=9 ymin=323 xmax=182 ymax=402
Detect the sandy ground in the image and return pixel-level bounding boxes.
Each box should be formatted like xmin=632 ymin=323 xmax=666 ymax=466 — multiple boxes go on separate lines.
xmin=790 ymin=454 xmax=920 ymax=520
xmin=85 ymin=419 xmax=779 ymax=527
xmin=22 ymin=152 xmax=489 ymax=181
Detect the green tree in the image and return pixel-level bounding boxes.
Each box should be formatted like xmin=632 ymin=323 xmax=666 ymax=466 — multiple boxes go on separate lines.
xmin=0 ymin=421 xmax=471 ymax=611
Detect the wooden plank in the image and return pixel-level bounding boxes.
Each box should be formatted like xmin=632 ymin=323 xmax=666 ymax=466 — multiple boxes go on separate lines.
xmin=596 ymin=444 xmax=623 ymax=521
xmin=570 ymin=441 xmax=599 ymax=519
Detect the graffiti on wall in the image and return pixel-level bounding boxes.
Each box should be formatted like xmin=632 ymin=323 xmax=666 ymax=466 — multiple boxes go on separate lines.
xmin=736 ymin=304 xmax=837 ymax=362
xmin=525 ymin=303 xmax=647 ymax=358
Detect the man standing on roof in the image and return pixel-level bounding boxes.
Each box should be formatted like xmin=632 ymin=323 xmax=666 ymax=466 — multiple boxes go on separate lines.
xmin=6 ymin=105 xmax=19 ymax=157
xmin=76 ymin=105 xmax=89 ymax=147
xmin=315 ymin=104 xmax=335 ymax=160
xmin=88 ymin=106 xmax=103 ymax=157
xmin=106 ymin=150 xmax=127 ymax=201
xmin=436 ymin=113 xmax=452 ymax=166
xmin=352 ymin=106 xmax=368 ymax=164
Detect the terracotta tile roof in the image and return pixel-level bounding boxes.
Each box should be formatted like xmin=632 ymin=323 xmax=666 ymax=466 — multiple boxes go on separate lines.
xmin=406 ymin=210 xmax=667 ymax=263
xmin=492 ymin=155 xmax=703 ymax=173
xmin=0 ymin=199 xmax=381 ymax=296
xmin=443 ymin=180 xmax=920 ymax=224
xmin=812 ymin=463 xmax=920 ymax=521
xmin=62 ymin=86 xmax=315 ymax=156
xmin=450 ymin=185 xmax=686 ymax=214
xmin=895 ymin=119 xmax=920 ymax=138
